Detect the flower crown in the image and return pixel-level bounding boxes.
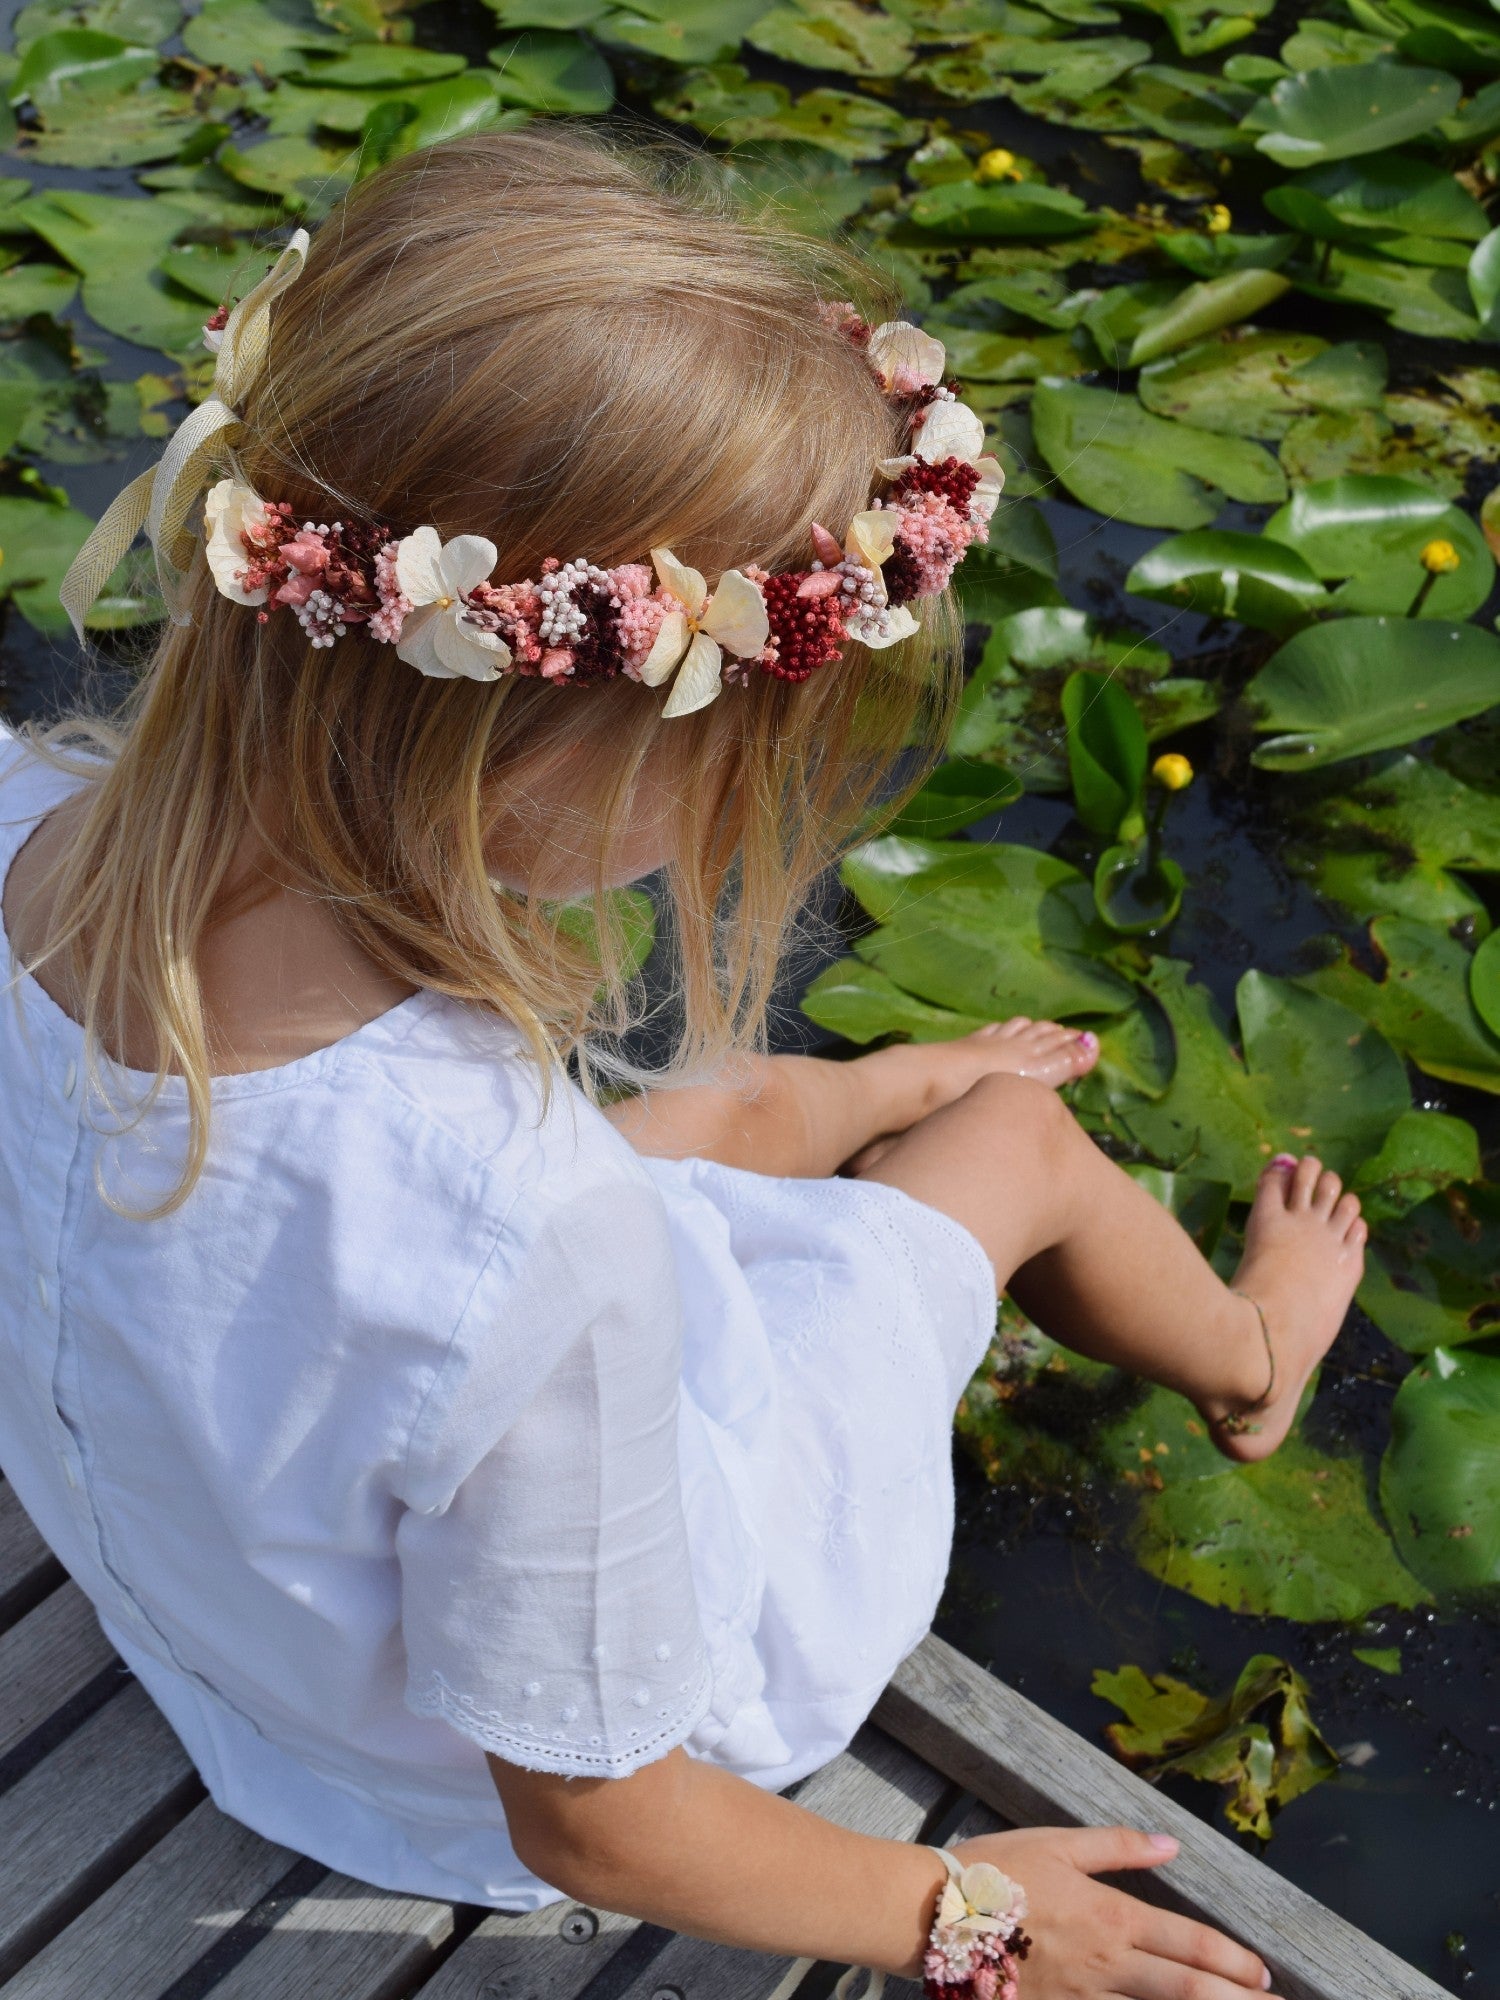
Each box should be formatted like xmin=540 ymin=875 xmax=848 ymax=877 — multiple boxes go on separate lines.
xmin=59 ymin=228 xmax=1001 ymax=718
xmin=204 ymin=313 xmax=999 ymax=718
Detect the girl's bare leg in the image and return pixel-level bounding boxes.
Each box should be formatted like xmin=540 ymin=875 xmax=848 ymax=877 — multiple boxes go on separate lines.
xmin=854 ymin=1074 xmax=1367 ymax=1458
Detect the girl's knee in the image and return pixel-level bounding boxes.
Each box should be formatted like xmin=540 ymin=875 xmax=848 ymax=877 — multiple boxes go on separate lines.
xmin=958 ymin=1069 xmax=1078 ymax=1154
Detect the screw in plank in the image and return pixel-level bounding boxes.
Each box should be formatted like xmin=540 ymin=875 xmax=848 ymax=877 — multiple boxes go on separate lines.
xmin=560 ymin=1907 xmax=600 ymax=1944
xmin=651 ymin=1988 xmax=685 ymax=2000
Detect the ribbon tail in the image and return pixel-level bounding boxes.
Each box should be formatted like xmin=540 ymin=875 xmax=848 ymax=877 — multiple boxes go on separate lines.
xmin=147 ymin=397 xmax=243 ymax=618
xmin=214 ymin=226 xmax=310 ymax=411
xmin=58 ymin=466 xmax=156 ymax=645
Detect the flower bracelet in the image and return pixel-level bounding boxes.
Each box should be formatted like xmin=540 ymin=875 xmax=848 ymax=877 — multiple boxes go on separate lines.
xmin=834 ymin=1848 xmax=1030 ymax=2000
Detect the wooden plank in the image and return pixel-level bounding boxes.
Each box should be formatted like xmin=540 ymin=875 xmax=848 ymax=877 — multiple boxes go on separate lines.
xmin=0 ymin=1797 xmax=296 ymax=2000
xmin=876 ymin=1634 xmax=1449 ymax=2000
xmin=608 ymin=1723 xmax=954 ymax=2000
xmin=198 ymin=1873 xmax=454 ymax=2000
xmin=0 ymin=1583 xmax=116 ymax=1762
xmin=0 ymin=1678 xmax=200 ymax=1984
xmin=0 ymin=1487 xmax=60 ymax=1635
xmin=409 ymin=1893 xmax=642 ymax=2000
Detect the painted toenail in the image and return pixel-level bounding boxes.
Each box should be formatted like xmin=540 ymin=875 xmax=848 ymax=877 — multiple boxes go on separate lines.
xmin=1077 ymin=1030 xmax=1098 ymax=1050
xmin=1269 ymin=1153 xmax=1298 ymax=1170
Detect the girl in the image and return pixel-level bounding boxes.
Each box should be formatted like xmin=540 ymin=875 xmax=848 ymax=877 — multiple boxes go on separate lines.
xmin=0 ymin=128 xmax=1364 ymax=2000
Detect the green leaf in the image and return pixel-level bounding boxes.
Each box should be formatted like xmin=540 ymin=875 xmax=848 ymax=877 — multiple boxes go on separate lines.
xmin=379 ymin=74 xmax=515 ymax=154
xmin=1126 ymin=529 xmax=1327 ymax=634
xmin=17 ymin=188 xmax=208 ymax=352
xmin=1262 ymin=475 xmax=1495 ymax=620
xmin=1121 ymin=61 xmax=1258 ymax=145
xmin=1094 ymin=1653 xmax=1338 ymax=1838
xmin=1353 ymin=1645 xmax=1402 ymax=1673
xmin=746 ymin=0 xmax=915 ymax=76
xmin=1468 ymin=225 xmax=1500 ymax=333
xmin=13 ymin=0 xmax=181 ymax=45
xmin=914 ymin=33 xmax=1151 ymax=103
xmin=181 ymin=0 xmax=343 ymax=78
xmin=1296 ymin=247 xmax=1481 ymax=340
xmin=0 ymin=492 xmax=98 ymax=633
xmin=219 ymin=135 xmax=357 ymax=214
xmin=1123 ymin=0 xmax=1274 ymax=57
xmin=1350 ymin=1108 xmax=1482 ymax=1226
xmin=904 ymin=180 xmax=1096 ymax=241
xmin=482 ymin=0 xmax=611 ymax=22
xmin=12 ymin=27 xmax=157 ymax=104
xmin=0 ymin=262 xmax=78 ymax=320
xmin=488 ymin=31 xmax=612 ymax=112
xmin=1265 ymin=154 xmax=1489 ymax=249
xmin=1104 ymin=1384 xmax=1429 ymax=1619
xmin=1305 ymin=752 xmax=1500 ymax=875
xmin=1138 ymin=332 xmax=1386 ymax=440
xmin=598 ymin=0 xmax=770 ymax=64
xmin=654 ymin=64 xmax=924 ymax=160
xmin=1242 ymin=60 xmax=1461 ymax=165
xmin=287 ymin=45 xmax=465 ymax=87
xmin=1063 ymin=666 xmax=1149 ymax=838
xmin=1127 ymin=268 xmax=1291 ymax=365
xmin=1249 ymin=619 xmax=1500 ymax=770
xmin=1094 ymin=841 xmax=1186 ymax=933
xmin=1303 ymin=917 xmax=1500 ymax=1094
xmin=1359 ymin=1185 xmax=1500 ymax=1351
xmin=1031 ymin=380 xmax=1286 ymax=530
xmin=1380 ymin=1349 xmax=1500 ymax=1595
xmin=884 ymin=758 xmax=1022 ymax=839
xmin=1279 ymin=17 xmax=1396 ymax=66
xmin=800 ymin=958 xmax=994 ymax=1044
xmin=1159 ymin=228 xmax=1299 ymax=277
xmin=1470 ymin=928 xmax=1500 ymax=1038
xmin=1117 ymin=961 xmax=1410 ymax=1196
xmin=1301 ymin=849 xmax=1489 ymax=930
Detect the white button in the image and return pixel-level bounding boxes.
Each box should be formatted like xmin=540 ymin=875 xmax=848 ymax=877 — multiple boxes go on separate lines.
xmin=62 ymin=1060 xmax=77 ymax=1100
xmin=35 ymin=1272 xmax=49 ymax=1311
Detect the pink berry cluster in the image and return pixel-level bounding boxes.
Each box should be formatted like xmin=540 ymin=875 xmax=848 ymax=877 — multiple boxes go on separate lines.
xmin=923 ymin=1924 xmax=1030 ymax=2000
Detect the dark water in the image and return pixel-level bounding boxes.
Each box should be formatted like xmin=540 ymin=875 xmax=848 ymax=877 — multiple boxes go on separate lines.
xmin=1 ymin=12 xmax=1497 ymax=1990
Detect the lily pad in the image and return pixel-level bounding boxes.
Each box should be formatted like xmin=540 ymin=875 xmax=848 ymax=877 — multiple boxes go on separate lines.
xmin=1094 ymin=1653 xmax=1338 ymax=1838
xmin=1123 ymin=0 xmax=1274 ymax=57
xmin=1304 ymin=917 xmax=1500 ymax=1094
xmin=1470 ymin=928 xmax=1500 ymax=1039
xmin=1063 ymin=666 xmax=1148 ymax=839
xmin=1265 ymin=154 xmax=1489 ymax=252
xmin=904 ymin=180 xmax=1096 ymax=241
xmin=0 ymin=490 xmax=98 ymax=633
xmin=800 ymin=957 xmax=993 ymax=1044
xmin=0 ymin=261 xmax=78 ymax=319
xmin=746 ymin=0 xmax=915 ymax=76
xmin=1305 ymin=753 xmax=1500 ymax=876
xmin=1031 ymin=379 xmax=1286 ymax=530
xmin=1127 ymin=268 xmax=1291 ymax=366
xmin=181 ymin=0 xmax=342 ymax=78
xmin=655 ymin=64 xmax=925 ymax=160
xmin=488 ymin=32 xmax=613 ymax=113
xmin=17 ymin=188 xmax=208 ymax=351
xmin=1380 ymin=1348 xmax=1500 ymax=1594
xmin=1104 ymin=1383 xmax=1428 ymax=1619
xmin=1248 ymin=618 xmax=1500 ymax=769
xmin=1138 ymin=332 xmax=1386 ymax=440
xmin=598 ymin=0 xmax=771 ymax=64
xmin=13 ymin=0 xmax=181 ymax=43
xmin=220 ymin=135 xmax=357 ymax=214
xmin=1296 ymin=248 xmax=1481 ymax=340
xmin=914 ymin=33 xmax=1151 ymax=103
xmin=1126 ymin=529 xmax=1327 ymax=634
xmin=1359 ymin=1184 xmax=1500 ymax=1353
xmin=1350 ymin=1107 xmax=1483 ymax=1227
xmin=1241 ymin=60 xmax=1461 ymax=166
xmin=1470 ymin=226 xmax=1500 ymax=336
xmin=1094 ymin=841 xmax=1186 ymax=934
xmin=1117 ymin=961 xmax=1410 ymax=1195
xmin=883 ymin=758 xmax=1023 ymax=839
xmin=1262 ymin=474 xmax=1494 ymax=620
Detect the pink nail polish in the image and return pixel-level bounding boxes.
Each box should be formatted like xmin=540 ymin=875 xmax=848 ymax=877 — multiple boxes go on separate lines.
xmin=1077 ymin=1030 xmax=1098 ymax=1050
xmin=1147 ymin=1833 xmax=1178 ymax=1852
xmin=1269 ymin=1153 xmax=1298 ymax=1170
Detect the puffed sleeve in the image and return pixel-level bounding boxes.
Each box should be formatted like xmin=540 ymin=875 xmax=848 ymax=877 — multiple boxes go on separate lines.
xmin=395 ymin=1178 xmax=713 ymax=1778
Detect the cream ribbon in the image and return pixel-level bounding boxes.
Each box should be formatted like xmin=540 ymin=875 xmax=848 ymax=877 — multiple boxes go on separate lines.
xmin=59 ymin=226 xmax=311 ymax=643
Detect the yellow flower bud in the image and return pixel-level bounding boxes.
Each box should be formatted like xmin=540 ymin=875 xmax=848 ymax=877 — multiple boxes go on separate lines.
xmin=1204 ymin=204 xmax=1232 ymax=234
xmin=1419 ymin=538 xmax=1460 ymax=574
xmin=1153 ymin=753 xmax=1194 ymax=792
xmin=976 ymin=148 xmax=1022 ymax=183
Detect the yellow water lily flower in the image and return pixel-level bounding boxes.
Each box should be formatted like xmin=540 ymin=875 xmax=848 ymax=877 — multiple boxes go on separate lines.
xmin=976 ymin=147 xmax=1023 ymax=183
xmin=638 ymin=549 xmax=770 ymax=718
xmin=1420 ymin=538 xmax=1460 ymax=574
xmin=1153 ymin=752 xmax=1194 ymax=791
xmin=1205 ymin=203 xmax=1233 ymax=234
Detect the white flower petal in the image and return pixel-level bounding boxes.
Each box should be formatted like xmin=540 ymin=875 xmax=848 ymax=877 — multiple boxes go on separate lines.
xmin=970 ymin=454 xmax=1005 ymax=529
xmin=650 ymin=546 xmax=709 ymax=619
xmin=394 ymin=602 xmax=455 ymax=678
xmin=878 ymin=454 xmax=917 ymax=478
xmin=915 ymin=398 xmax=985 ymax=465
xmin=432 ymin=604 xmax=509 ymax=681
xmin=395 ymin=526 xmax=447 ymax=606
xmin=937 ymin=1882 xmax=968 ymax=1928
xmin=661 ymin=630 xmax=724 ymax=719
xmin=700 ymin=569 xmax=769 ymax=658
xmin=439 ymin=533 xmax=498 ymax=597
xmin=848 ymin=602 xmax=920 ymax=650
xmin=203 ymin=478 xmax=269 ymax=606
xmin=868 ymin=320 xmax=946 ymax=392
xmin=846 ymin=507 xmax=898 ymax=571
xmin=637 ymin=606 xmax=690 ymax=686
xmin=959 ymin=1863 xmax=1020 ymax=1918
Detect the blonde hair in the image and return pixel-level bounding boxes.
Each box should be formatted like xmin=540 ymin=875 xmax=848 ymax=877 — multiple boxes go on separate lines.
xmin=17 ymin=125 xmax=962 ymax=1211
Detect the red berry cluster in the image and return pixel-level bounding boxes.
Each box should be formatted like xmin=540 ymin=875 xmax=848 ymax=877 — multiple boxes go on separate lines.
xmin=890 ymin=457 xmax=981 ymax=514
xmin=757 ymin=571 xmax=849 ymax=682
xmin=564 ymin=580 xmax=629 ymax=683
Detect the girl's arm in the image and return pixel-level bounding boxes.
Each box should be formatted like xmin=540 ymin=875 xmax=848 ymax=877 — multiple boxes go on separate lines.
xmin=606 ymin=1029 xmax=1067 ymax=1178
xmin=489 ymin=1747 xmax=1276 ymax=1999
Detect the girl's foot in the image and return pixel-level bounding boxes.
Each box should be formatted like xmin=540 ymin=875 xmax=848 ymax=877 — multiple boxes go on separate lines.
xmin=1203 ymin=1154 xmax=1367 ymax=1464
xmin=970 ymin=1016 xmax=1100 ymax=1089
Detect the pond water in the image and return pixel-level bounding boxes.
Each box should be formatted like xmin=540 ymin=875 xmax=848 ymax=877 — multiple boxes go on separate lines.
xmin=1 ymin=1 xmax=1498 ymax=1991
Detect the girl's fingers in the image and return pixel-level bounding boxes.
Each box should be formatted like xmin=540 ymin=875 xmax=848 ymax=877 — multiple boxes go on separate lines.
xmin=1133 ymin=1910 xmax=1271 ymax=1992
xmin=1118 ymin=1952 xmax=1281 ymax=2000
xmin=1054 ymin=1825 xmax=1180 ymax=1875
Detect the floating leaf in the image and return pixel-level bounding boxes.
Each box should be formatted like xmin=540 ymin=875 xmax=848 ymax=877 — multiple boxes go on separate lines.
xmin=181 ymin=0 xmax=343 ymax=77
xmin=1353 ymin=1645 xmax=1402 ymax=1673
xmin=287 ymin=45 xmax=466 ymax=87
xmin=655 ymin=64 xmax=924 ymax=159
xmin=488 ymin=32 xmax=613 ymax=112
xmin=1468 ymin=225 xmax=1500 ymax=334
xmin=1304 ymin=917 xmax=1500 ymax=1094
xmin=1063 ymin=666 xmax=1148 ymax=838
xmin=1094 ymin=1653 xmax=1338 ymax=1838
xmin=0 ymin=491 xmax=98 ymax=632
xmin=1117 ymin=962 xmax=1409 ymax=1196
xmin=1031 ymin=379 xmax=1285 ymax=530
xmin=1093 ymin=841 xmax=1186 ymax=933
xmin=1122 ymin=61 xmax=1258 ymax=144
xmin=914 ymin=33 xmax=1151 ymax=102
xmin=598 ymin=0 xmax=771 ymax=64
xmin=12 ymin=26 xmax=157 ymax=103
xmin=1278 ymin=18 xmax=1395 ymax=66
xmin=1262 ymin=475 xmax=1495 ymax=620
xmin=1123 ymin=0 xmax=1274 ymax=56
xmin=1242 ymin=60 xmax=1461 ymax=165
xmin=746 ymin=0 xmax=915 ymax=76
xmin=17 ymin=188 xmax=208 ymax=351
xmin=1470 ymin=928 xmax=1500 ymax=1039
xmin=1296 ymin=247 xmax=1481 ymax=340
xmin=1305 ymin=753 xmax=1500 ymax=876
xmin=1138 ymin=332 xmax=1385 ymax=439
xmin=800 ymin=958 xmax=993 ymax=1045
xmin=1359 ymin=1184 xmax=1500 ymax=1352
xmin=1127 ymin=268 xmax=1291 ymax=365
xmin=904 ymin=180 xmax=1096 ymax=241
xmin=220 ymin=135 xmax=357 ymax=214
xmin=1350 ymin=1108 xmax=1483 ymax=1226
xmin=1127 ymin=529 xmax=1327 ymax=634
xmin=883 ymin=758 xmax=1023 ymax=839
xmin=1301 ymin=849 xmax=1489 ymax=930
xmin=1159 ymin=227 xmax=1299 ymax=277
xmin=0 ymin=261 xmax=77 ymax=319
xmin=13 ymin=0 xmax=182 ymax=44
xmin=1380 ymin=1349 xmax=1500 ymax=1594
xmin=1265 ymin=155 xmax=1489 ymax=253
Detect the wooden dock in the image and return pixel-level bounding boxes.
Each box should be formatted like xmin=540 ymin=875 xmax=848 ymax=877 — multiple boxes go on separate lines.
xmin=0 ymin=1476 xmax=1447 ymax=2000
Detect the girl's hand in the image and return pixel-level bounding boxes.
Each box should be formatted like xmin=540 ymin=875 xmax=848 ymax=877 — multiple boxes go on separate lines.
xmin=845 ymin=1019 xmax=1099 ymax=1174
xmin=949 ymin=1826 xmax=1276 ymax=2000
